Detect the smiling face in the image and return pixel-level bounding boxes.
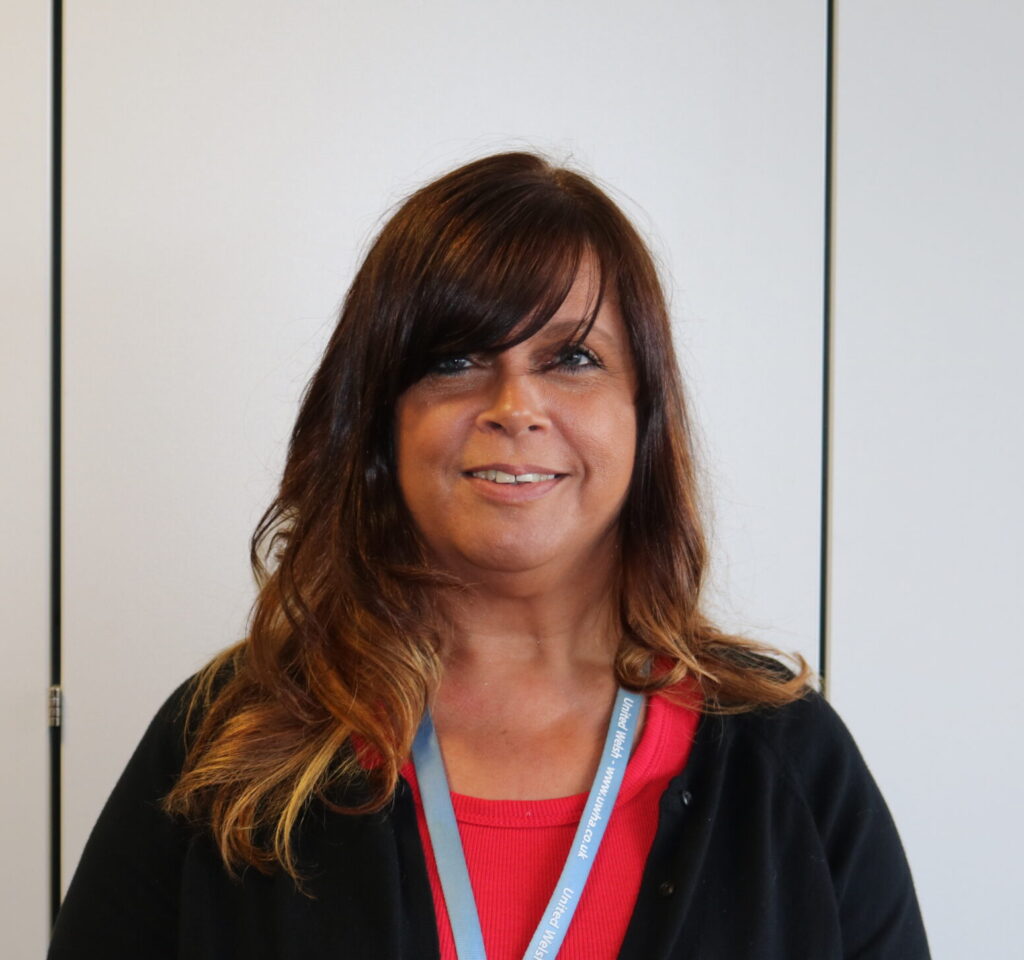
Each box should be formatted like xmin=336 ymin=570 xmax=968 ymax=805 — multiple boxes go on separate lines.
xmin=395 ymin=254 xmax=637 ymax=584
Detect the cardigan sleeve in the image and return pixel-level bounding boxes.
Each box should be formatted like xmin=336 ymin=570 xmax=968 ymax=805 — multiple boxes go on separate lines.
xmin=48 ymin=677 xmax=196 ymax=959
xmin=773 ymin=691 xmax=932 ymax=960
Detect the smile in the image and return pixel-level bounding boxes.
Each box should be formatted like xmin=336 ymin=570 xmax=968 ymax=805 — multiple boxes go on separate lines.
xmin=460 ymin=465 xmax=566 ymax=503
xmin=468 ymin=469 xmax=557 ymax=485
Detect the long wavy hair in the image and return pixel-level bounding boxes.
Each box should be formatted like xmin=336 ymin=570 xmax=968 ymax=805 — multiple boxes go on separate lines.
xmin=163 ymin=151 xmax=814 ymax=884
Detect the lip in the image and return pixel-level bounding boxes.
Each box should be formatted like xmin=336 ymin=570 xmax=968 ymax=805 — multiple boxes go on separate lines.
xmin=461 ymin=465 xmax=566 ymax=504
xmin=462 ymin=463 xmax=567 ymax=476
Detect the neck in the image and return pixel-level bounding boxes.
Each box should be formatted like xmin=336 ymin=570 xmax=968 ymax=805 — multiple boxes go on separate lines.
xmin=425 ymin=555 xmax=641 ymax=800
xmin=438 ymin=565 xmax=621 ymax=682
xmin=432 ymin=527 xmax=623 ymax=673
xmin=426 ymin=574 xmax=643 ymax=799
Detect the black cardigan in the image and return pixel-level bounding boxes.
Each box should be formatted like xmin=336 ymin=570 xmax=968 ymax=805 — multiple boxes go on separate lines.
xmin=49 ymin=676 xmax=931 ymax=959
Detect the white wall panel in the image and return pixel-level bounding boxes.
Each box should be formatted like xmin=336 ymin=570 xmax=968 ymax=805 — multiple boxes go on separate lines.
xmin=832 ymin=2 xmax=1023 ymax=956
xmin=0 ymin=1 xmax=52 ymax=955
xmin=62 ymin=0 xmax=825 ymax=890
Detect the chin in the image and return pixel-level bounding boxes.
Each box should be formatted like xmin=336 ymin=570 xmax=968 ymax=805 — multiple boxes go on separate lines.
xmin=459 ymin=549 xmax=557 ymax=577
xmin=452 ymin=532 xmax=568 ymax=578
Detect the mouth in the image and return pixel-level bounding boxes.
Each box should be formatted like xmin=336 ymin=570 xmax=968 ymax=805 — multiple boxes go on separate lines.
xmin=461 ymin=464 xmax=568 ymax=486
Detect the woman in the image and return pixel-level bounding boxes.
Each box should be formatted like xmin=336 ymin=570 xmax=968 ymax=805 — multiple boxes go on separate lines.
xmin=50 ymin=152 xmax=930 ymax=959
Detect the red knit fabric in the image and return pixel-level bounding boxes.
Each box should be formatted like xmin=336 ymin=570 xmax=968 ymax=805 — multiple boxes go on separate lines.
xmin=400 ymin=682 xmax=701 ymax=960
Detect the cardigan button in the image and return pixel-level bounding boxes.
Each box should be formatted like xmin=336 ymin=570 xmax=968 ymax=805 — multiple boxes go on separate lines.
xmin=680 ymin=789 xmax=692 ymax=806
xmin=658 ymin=881 xmax=676 ymax=898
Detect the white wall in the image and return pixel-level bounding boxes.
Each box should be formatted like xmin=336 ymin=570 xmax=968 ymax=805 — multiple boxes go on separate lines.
xmin=20 ymin=2 xmax=1024 ymax=957
xmin=60 ymin=0 xmax=826 ymax=903
xmin=1 ymin=2 xmax=52 ymax=957
xmin=830 ymin=3 xmax=1024 ymax=956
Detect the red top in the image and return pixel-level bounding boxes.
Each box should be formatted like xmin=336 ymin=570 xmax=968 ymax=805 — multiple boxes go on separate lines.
xmin=400 ymin=683 xmax=701 ymax=960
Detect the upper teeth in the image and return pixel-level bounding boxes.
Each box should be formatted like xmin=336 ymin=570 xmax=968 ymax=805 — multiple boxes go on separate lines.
xmin=470 ymin=470 xmax=557 ymax=484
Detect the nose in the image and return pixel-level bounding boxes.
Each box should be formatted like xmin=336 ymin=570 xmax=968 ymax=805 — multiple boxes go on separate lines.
xmin=475 ymin=369 xmax=550 ymax=437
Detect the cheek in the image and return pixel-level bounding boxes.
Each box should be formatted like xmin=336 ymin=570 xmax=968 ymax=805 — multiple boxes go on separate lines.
xmin=571 ymin=400 xmax=638 ymax=491
xmin=395 ymin=402 xmax=465 ymax=489
xmin=394 ymin=405 xmax=431 ymax=503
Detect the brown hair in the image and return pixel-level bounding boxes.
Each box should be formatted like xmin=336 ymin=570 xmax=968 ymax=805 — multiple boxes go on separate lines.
xmin=163 ymin=151 xmax=814 ymax=884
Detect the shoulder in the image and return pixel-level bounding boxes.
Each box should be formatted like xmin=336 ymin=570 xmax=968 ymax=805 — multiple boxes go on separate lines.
xmin=696 ymin=651 xmax=854 ymax=792
xmin=91 ymin=656 xmax=237 ymax=816
xmin=730 ymin=684 xmax=873 ymax=808
xmin=726 ymin=688 xmax=922 ymax=910
xmin=680 ymin=652 xmax=892 ymax=843
xmin=113 ymin=673 xmax=204 ymax=797
xmin=138 ymin=663 xmax=226 ymax=773
xmin=722 ymin=689 xmax=931 ymax=955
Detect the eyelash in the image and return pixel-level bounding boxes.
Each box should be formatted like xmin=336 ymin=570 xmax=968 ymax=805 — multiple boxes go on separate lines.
xmin=430 ymin=356 xmax=476 ymax=376
xmin=430 ymin=344 xmax=603 ymax=377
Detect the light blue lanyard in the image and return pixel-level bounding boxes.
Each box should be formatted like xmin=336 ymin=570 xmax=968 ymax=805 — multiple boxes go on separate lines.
xmin=411 ymin=687 xmax=641 ymax=960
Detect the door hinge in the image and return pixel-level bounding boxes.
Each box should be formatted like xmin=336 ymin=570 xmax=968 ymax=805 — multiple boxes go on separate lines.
xmin=48 ymin=684 xmax=63 ymax=728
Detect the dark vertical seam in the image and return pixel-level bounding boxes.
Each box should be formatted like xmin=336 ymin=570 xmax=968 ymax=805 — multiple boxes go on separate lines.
xmin=819 ymin=0 xmax=836 ymax=700
xmin=50 ymin=0 xmax=63 ymax=929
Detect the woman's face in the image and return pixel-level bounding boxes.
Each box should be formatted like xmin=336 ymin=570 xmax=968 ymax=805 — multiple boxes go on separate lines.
xmin=395 ymin=255 xmax=637 ymax=583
